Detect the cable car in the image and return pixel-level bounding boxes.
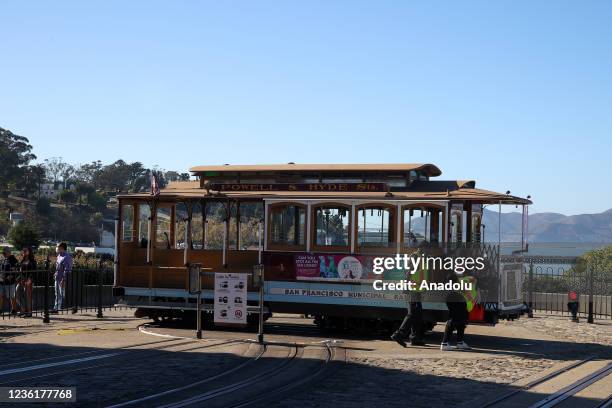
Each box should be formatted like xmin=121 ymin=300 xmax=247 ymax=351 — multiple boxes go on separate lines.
xmin=114 ymin=163 xmax=531 ymax=330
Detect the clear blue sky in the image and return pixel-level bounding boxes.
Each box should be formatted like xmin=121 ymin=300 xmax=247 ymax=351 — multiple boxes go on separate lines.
xmin=1 ymin=1 xmax=611 ymax=215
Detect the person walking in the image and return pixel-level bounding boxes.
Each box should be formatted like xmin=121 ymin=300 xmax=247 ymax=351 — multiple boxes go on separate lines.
xmin=440 ymin=277 xmax=471 ymax=351
xmin=391 ymin=260 xmax=427 ymax=347
xmin=1 ymin=247 xmax=19 ymax=315
xmin=16 ymin=247 xmax=36 ymax=318
xmin=51 ymin=243 xmax=72 ymax=313
xmin=391 ymin=290 xmax=425 ymax=347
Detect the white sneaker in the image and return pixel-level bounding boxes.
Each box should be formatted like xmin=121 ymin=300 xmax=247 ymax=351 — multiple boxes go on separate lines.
xmin=455 ymin=341 xmax=471 ymax=350
xmin=440 ymin=342 xmax=452 ymax=351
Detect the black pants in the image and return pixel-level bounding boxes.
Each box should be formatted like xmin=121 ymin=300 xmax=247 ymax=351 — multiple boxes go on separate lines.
xmin=442 ymin=301 xmax=468 ymax=343
xmin=396 ymin=301 xmax=423 ymax=340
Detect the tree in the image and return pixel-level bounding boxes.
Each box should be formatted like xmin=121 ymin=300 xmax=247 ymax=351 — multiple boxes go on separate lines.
xmin=74 ymin=161 xmax=103 ymax=184
xmin=43 ymin=157 xmax=71 ymax=184
xmin=59 ymin=189 xmax=77 ymax=204
xmin=86 ymin=192 xmax=107 ymax=212
xmin=0 ymin=127 xmax=36 ymax=191
xmin=165 ymin=171 xmax=190 ymax=183
xmin=95 ymin=160 xmax=147 ymax=192
xmin=567 ymin=245 xmax=612 ymax=280
xmin=8 ymin=222 xmax=41 ymax=250
xmin=165 ymin=171 xmax=180 ymax=182
xmin=35 ymin=197 xmax=52 ymax=216
xmin=75 ymin=183 xmax=95 ymax=204
xmin=61 ymin=165 xmax=75 ymax=189
xmin=23 ymin=164 xmax=46 ymax=197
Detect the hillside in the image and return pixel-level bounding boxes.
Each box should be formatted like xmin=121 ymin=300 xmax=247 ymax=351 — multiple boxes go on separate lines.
xmin=482 ymin=208 xmax=612 ymax=242
xmin=405 ymin=208 xmax=612 ymax=243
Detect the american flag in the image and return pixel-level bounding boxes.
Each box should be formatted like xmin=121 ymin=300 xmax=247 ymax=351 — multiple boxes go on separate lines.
xmin=150 ymin=173 xmax=160 ymax=196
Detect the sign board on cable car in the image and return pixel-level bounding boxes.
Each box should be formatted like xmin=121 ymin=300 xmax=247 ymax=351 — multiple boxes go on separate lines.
xmin=214 ymin=273 xmax=247 ymax=326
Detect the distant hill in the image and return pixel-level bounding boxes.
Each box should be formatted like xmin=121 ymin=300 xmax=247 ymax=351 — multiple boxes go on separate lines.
xmin=482 ymin=208 xmax=612 ymax=243
xmin=405 ymin=208 xmax=612 ymax=243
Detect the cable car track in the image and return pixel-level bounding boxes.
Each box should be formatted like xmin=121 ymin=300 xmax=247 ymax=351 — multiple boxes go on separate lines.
xmin=155 ymin=344 xmax=300 ymax=408
xmin=0 ymin=337 xmax=244 ymax=386
xmin=107 ymin=342 xmax=270 ymax=408
xmin=480 ymin=356 xmax=612 ymax=408
xmin=227 ymin=341 xmax=339 ymax=408
xmin=108 ymin=341 xmax=343 ymax=408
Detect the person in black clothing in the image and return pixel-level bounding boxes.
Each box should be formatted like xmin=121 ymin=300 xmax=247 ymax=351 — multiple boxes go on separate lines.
xmin=1 ymin=247 xmax=19 ymax=314
xmin=391 ymin=291 xmax=425 ymax=347
xmin=441 ymin=274 xmax=470 ymax=350
xmin=16 ymin=247 xmax=36 ymax=317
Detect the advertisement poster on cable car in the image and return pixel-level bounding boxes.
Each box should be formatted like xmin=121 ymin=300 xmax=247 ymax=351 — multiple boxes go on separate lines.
xmin=214 ymin=273 xmax=247 ymax=326
xmin=294 ymin=254 xmax=404 ymax=282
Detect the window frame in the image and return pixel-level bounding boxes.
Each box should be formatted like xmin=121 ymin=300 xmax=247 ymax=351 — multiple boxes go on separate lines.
xmin=155 ymin=204 xmax=174 ymax=249
xmin=354 ymin=203 xmax=397 ymax=254
xmin=311 ymin=202 xmax=352 ymax=253
xmin=266 ymin=202 xmax=307 ymax=251
xmin=450 ymin=208 xmax=463 ymax=243
xmin=137 ymin=202 xmax=152 ymax=248
xmin=401 ymin=203 xmax=446 ymax=248
xmin=236 ymin=200 xmax=264 ymax=251
xmin=121 ymin=203 xmax=135 ymax=242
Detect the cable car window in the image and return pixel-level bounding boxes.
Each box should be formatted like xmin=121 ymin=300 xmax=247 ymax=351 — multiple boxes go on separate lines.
xmin=205 ymin=202 xmax=226 ymax=250
xmin=358 ymin=206 xmax=394 ymax=248
xmin=138 ymin=204 xmax=150 ymax=248
xmin=269 ymin=204 xmax=306 ymax=248
xmin=156 ymin=207 xmax=172 ymax=249
xmin=471 ymin=213 xmax=482 ymax=243
xmin=174 ymin=203 xmax=188 ymax=249
xmin=314 ymin=206 xmax=350 ymax=248
xmin=403 ymin=207 xmax=430 ymax=247
xmin=191 ymin=202 xmax=203 ymax=249
xmin=451 ymin=210 xmax=462 ymax=243
xmin=239 ymin=202 xmax=264 ymax=250
xmin=122 ymin=205 xmax=134 ymax=242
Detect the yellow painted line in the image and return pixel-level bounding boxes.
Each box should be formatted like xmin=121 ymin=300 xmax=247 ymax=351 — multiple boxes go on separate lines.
xmin=57 ymin=327 xmax=126 ymax=335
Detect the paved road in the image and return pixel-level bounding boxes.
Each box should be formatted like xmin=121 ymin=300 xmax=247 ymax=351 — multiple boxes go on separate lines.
xmin=0 ymin=311 xmax=610 ymax=407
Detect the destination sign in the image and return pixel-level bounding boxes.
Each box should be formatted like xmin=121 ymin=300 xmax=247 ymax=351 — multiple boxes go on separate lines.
xmin=207 ymin=183 xmax=387 ymax=192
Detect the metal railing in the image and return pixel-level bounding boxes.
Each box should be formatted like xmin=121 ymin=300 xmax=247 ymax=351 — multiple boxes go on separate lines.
xmin=0 ymin=259 xmax=128 ymax=321
xmin=515 ymin=256 xmax=612 ymax=321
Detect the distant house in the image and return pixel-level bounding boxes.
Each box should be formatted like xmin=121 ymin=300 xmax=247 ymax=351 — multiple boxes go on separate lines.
xmin=9 ymin=212 xmax=24 ymax=226
xmin=40 ymin=182 xmax=76 ymax=199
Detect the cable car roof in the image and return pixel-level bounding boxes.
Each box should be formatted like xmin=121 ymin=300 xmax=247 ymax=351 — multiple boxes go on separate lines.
xmin=189 ymin=163 xmax=442 ymax=177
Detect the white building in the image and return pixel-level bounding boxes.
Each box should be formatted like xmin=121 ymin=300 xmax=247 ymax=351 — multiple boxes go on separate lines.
xmin=40 ymin=182 xmax=76 ymax=199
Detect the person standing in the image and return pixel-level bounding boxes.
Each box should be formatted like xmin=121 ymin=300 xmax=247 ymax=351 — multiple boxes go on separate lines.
xmin=51 ymin=243 xmax=72 ymax=313
xmin=1 ymin=247 xmax=19 ymax=314
xmin=16 ymin=247 xmax=36 ymax=318
xmin=440 ymin=277 xmax=471 ymax=351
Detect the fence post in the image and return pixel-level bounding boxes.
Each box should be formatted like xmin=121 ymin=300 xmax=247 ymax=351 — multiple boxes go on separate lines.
xmin=528 ymin=261 xmax=534 ymax=318
xmin=43 ymin=257 xmax=50 ymax=324
xmin=97 ymin=259 xmax=103 ymax=319
xmin=587 ymin=265 xmax=594 ymax=324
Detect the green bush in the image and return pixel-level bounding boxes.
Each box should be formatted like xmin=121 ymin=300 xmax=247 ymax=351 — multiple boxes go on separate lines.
xmin=86 ymin=192 xmax=107 ymax=212
xmin=59 ymin=189 xmax=77 ymax=203
xmin=8 ymin=222 xmax=41 ymax=250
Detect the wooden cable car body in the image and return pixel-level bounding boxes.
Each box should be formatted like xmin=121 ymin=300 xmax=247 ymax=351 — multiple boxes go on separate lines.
xmin=114 ymin=163 xmax=531 ymax=329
